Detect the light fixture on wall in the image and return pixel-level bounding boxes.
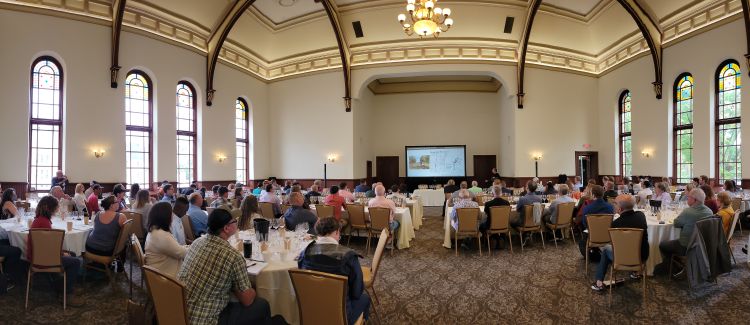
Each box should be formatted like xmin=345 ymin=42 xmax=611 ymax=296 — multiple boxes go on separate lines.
xmin=93 ymin=149 xmax=105 ymax=158
xmin=532 ymin=153 xmax=543 ymax=161
xmin=327 ymin=154 xmax=338 ymax=163
xmin=641 ymin=150 xmax=652 ymax=158
xmin=532 ymin=153 xmax=542 ymax=178
xmin=217 ymin=154 xmax=227 ymax=163
xmin=397 ymin=0 xmax=453 ymax=38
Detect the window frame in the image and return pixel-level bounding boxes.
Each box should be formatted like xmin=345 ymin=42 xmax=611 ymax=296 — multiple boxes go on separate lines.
xmin=235 ymin=98 xmax=249 ymax=183
xmin=176 ymin=81 xmax=198 ymax=188
xmin=618 ymin=90 xmax=632 ymax=178
xmin=28 ymin=56 xmax=64 ymax=192
xmin=714 ymin=59 xmax=742 ymax=185
xmin=673 ymin=73 xmax=694 ymax=185
xmin=125 ymin=70 xmax=154 ymax=188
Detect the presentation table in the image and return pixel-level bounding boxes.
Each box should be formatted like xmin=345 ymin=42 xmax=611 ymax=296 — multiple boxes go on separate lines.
xmin=412 ymin=189 xmax=446 ymax=206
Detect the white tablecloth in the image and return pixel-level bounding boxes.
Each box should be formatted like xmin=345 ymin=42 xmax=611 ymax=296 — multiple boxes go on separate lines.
xmin=441 ymin=203 xmax=549 ymax=249
xmin=623 ymin=210 xmax=681 ymax=276
xmin=1 ymin=216 xmax=93 ymax=258
xmin=311 ymin=205 xmax=416 ymax=249
xmin=412 ymin=189 xmax=445 ymax=206
xmin=406 ymin=198 xmax=424 ymax=230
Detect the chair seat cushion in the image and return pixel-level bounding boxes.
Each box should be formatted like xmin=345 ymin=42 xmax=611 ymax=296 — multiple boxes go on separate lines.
xmin=84 ymin=252 xmax=114 ymax=264
xmin=361 ymin=266 xmax=373 ymax=287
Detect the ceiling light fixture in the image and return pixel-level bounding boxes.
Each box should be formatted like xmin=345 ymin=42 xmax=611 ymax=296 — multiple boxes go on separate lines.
xmin=278 ymin=0 xmax=297 ymax=7
xmin=397 ymin=0 xmax=453 ymax=38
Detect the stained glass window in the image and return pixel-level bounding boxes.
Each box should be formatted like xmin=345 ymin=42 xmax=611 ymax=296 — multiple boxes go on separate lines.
xmin=29 ymin=57 xmax=63 ymax=191
xmin=176 ymin=82 xmax=197 ymax=188
xmin=125 ymin=71 xmax=153 ymax=187
xmin=619 ymin=90 xmax=632 ymax=178
xmin=716 ymin=60 xmax=741 ymax=185
xmin=674 ymin=73 xmax=694 ymax=184
xmin=236 ymin=98 xmax=249 ymax=183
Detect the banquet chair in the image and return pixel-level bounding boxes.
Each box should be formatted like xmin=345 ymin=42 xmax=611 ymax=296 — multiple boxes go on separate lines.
xmin=281 ymin=204 xmax=291 ymax=215
xmin=288 ymin=269 xmax=365 ymax=325
xmin=545 ymin=202 xmax=576 ymax=247
xmin=515 ymin=205 xmax=545 ymax=252
xmin=82 ymin=219 xmax=133 ymax=287
xmin=122 ymin=211 xmax=145 ymax=243
xmin=25 ymin=228 xmax=67 ymax=309
xmin=727 ymin=210 xmax=741 ymax=264
xmin=143 ymin=265 xmax=190 ymax=325
xmin=206 ymin=207 xmax=215 ymax=216
xmin=315 ymin=204 xmax=335 ymax=219
xmin=453 ymin=208 xmax=482 ymax=256
xmin=730 ymin=197 xmax=742 ymax=234
xmin=608 ymin=228 xmax=646 ymax=304
xmin=130 ymin=234 xmax=145 ymax=289
xmin=259 ymin=202 xmax=276 ymax=219
xmin=487 ymin=206 xmax=512 ymax=255
xmin=368 ymin=207 xmax=393 ymax=256
xmin=345 ymin=204 xmax=369 ymax=246
xmin=182 ymin=216 xmax=195 ymax=244
xmin=362 ymin=229 xmax=388 ymax=323
xmin=585 ymin=214 xmax=614 ymax=276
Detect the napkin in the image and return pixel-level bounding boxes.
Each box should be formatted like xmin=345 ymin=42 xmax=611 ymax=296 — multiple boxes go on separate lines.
xmin=246 ymin=260 xmax=268 ymax=276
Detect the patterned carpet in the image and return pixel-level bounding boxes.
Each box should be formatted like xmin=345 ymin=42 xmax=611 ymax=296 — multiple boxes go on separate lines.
xmin=2 ymin=208 xmax=750 ymax=324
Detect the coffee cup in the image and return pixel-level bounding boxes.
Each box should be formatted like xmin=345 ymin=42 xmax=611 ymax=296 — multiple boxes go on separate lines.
xmin=66 ymin=221 xmax=73 ymax=232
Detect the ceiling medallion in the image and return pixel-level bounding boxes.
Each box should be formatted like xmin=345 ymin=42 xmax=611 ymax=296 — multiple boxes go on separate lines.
xmin=278 ymin=0 xmax=297 ymax=7
xmin=397 ymin=0 xmax=453 ymax=38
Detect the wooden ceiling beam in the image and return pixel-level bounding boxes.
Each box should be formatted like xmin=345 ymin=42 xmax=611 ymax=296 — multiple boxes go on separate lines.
xmin=616 ymin=0 xmax=663 ymax=99
xmin=206 ymin=0 xmax=256 ymax=106
xmin=516 ymin=0 xmax=542 ymax=109
xmin=316 ymin=0 xmax=353 ymax=112
xmin=110 ymin=0 xmax=126 ymax=88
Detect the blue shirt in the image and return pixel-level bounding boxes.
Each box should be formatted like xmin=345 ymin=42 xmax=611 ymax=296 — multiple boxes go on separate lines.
xmin=160 ymin=195 xmax=175 ymax=205
xmin=516 ymin=194 xmax=543 ymax=222
xmin=355 ymin=185 xmax=369 ymax=193
xmin=581 ymin=198 xmax=614 ymax=228
xmin=170 ymin=214 xmax=186 ymax=245
xmin=187 ymin=204 xmax=208 ymax=237
xmin=252 ymin=187 xmax=262 ymax=196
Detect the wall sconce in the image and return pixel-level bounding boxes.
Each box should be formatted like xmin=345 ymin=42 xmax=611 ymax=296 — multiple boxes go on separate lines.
xmin=93 ymin=149 xmax=105 ymax=158
xmin=217 ymin=154 xmax=227 ymax=163
xmin=532 ymin=153 xmax=543 ymax=161
xmin=641 ymin=150 xmax=652 ymax=158
xmin=327 ymin=154 xmax=337 ymax=163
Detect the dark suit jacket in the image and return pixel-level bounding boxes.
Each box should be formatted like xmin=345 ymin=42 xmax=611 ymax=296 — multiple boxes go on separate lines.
xmin=443 ymin=185 xmax=458 ymax=194
xmin=611 ymin=210 xmax=649 ymax=261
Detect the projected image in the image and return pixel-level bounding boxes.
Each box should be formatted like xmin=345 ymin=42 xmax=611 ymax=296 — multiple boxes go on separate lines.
xmin=409 ymin=155 xmax=430 ymax=169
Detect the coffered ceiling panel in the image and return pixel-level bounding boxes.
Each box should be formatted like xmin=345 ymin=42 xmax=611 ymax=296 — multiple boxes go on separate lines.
xmin=133 ymin=0 xmax=231 ymax=30
xmin=543 ymin=0 xmax=603 ymax=16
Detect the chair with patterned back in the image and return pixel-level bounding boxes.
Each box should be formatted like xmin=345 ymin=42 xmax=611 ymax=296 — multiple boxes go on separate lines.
xmin=259 ymin=202 xmax=276 ymax=219
xmin=82 ymin=219 xmax=133 ymax=286
xmin=288 ymin=269 xmax=364 ymax=325
xmin=453 ymin=208 xmax=482 ymax=256
xmin=314 ymin=204 xmax=335 ymax=219
xmin=545 ymin=202 xmax=576 ymax=248
xmin=130 ymin=234 xmax=146 ymax=289
xmin=730 ymin=197 xmax=743 ymax=235
xmin=487 ymin=206 xmax=512 ymax=255
xmin=368 ymin=207 xmax=393 ymax=256
xmin=608 ymin=228 xmax=646 ymax=304
xmin=122 ymin=211 xmax=145 ymax=242
xmin=25 ymin=228 xmax=67 ymax=309
xmin=361 ymin=229 xmax=388 ymax=323
xmin=181 ymin=216 xmax=195 ymax=244
xmin=143 ymin=265 xmax=190 ymax=325
xmin=515 ymin=205 xmax=544 ymax=252
xmin=345 ymin=204 xmax=369 ymax=246
xmin=585 ymin=214 xmax=614 ymax=276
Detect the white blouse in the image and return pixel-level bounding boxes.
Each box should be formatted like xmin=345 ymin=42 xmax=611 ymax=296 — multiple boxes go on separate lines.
xmin=144 ymin=229 xmax=188 ymax=278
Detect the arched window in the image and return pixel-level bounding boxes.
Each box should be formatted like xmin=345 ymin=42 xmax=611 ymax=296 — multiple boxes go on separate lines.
xmin=235 ymin=98 xmax=249 ymax=183
xmin=176 ymin=82 xmax=197 ymax=188
xmin=673 ymin=73 xmax=694 ymax=184
xmin=715 ymin=60 xmax=742 ymax=185
xmin=125 ymin=71 xmax=153 ymax=188
xmin=619 ymin=90 xmax=632 ymax=178
xmin=29 ymin=56 xmax=63 ymax=191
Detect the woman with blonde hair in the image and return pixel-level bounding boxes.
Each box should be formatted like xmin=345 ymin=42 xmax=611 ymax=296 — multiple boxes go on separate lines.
xmin=72 ymin=183 xmax=87 ymax=212
xmin=132 ymin=189 xmax=154 ymax=232
xmin=238 ymin=195 xmax=262 ymax=230
xmin=716 ymin=191 xmax=735 ymax=235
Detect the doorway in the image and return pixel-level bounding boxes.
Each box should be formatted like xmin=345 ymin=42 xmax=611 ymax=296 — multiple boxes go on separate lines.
xmin=473 ymin=155 xmax=496 ymax=187
xmin=575 ymin=151 xmax=599 ymax=185
xmin=376 ymin=156 xmax=400 ymax=188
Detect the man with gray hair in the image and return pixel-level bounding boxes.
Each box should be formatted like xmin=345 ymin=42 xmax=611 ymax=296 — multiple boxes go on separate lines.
xmin=658 ymin=188 xmax=712 ymax=277
xmin=468 ymin=180 xmax=483 ymax=195
xmin=451 ymin=181 xmax=476 ymax=199
xmin=450 ymin=189 xmax=480 ymax=250
xmin=368 ymin=185 xmax=400 ymax=248
xmin=545 ymin=184 xmax=576 ymax=224
xmin=480 ymin=185 xmax=511 ymax=249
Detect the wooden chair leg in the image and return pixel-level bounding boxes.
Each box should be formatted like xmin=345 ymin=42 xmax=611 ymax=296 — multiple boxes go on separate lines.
xmin=608 ymin=266 xmax=614 ymax=307
xmin=25 ymin=270 xmax=32 ymax=309
xmin=642 ymin=265 xmax=646 ymax=300
xmin=487 ymin=233 xmax=491 ymax=256
xmin=540 ymin=230 xmax=545 ymax=249
xmin=519 ymin=231 xmax=524 ymax=252
xmin=507 ymin=233 xmax=513 ymax=254
xmin=570 ymin=227 xmax=576 ymax=244
xmin=477 ymin=235 xmax=482 ymax=257
xmin=63 ymin=272 xmax=67 ymax=310
xmin=552 ymin=228 xmax=558 ymax=248
xmin=455 ymin=235 xmax=458 ymax=257
xmin=585 ymin=242 xmax=589 ymax=276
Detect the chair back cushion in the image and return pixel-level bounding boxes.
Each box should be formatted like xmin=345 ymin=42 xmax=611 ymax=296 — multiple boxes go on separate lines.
xmin=315 ymin=205 xmax=335 ymax=219
xmin=489 ymin=206 xmax=511 ymax=231
xmin=181 ymin=216 xmax=195 ymax=241
xmin=609 ymin=228 xmax=644 ymax=267
xmin=143 ymin=265 xmax=189 ymax=325
xmin=556 ymin=202 xmax=575 ymax=225
xmin=523 ymin=205 xmax=536 ymax=227
xmin=368 ymin=207 xmax=390 ymax=231
xmin=371 ymin=229 xmax=388 ymax=279
xmin=727 ymin=210 xmax=741 ymax=242
xmin=123 ymin=211 xmax=145 ymax=241
xmin=588 ymin=214 xmax=614 ymax=244
xmin=346 ymin=204 xmax=367 ymax=227
xmin=112 ymin=219 xmax=134 ymax=257
xmin=730 ymin=197 xmax=741 ymax=211
xmin=259 ymin=202 xmax=276 ymax=219
xmin=456 ymin=208 xmax=479 ymax=232
xmin=289 ymin=269 xmax=349 ymax=325
xmin=29 ymin=228 xmax=65 ymax=272
xmin=131 ymin=234 xmax=145 ymax=267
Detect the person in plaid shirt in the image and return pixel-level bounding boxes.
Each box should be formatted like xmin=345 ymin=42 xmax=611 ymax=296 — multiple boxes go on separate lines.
xmin=178 ymin=209 xmax=272 ymax=325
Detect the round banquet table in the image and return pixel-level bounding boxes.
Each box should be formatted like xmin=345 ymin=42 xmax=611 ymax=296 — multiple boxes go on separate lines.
xmin=406 ymin=198 xmax=424 ymax=230
xmin=620 ymin=209 xmax=681 ymax=276
xmin=412 ymin=189 xmax=445 ymax=206
xmin=310 ymin=205 xmax=416 ymax=249
xmin=0 ymin=215 xmax=93 ymax=258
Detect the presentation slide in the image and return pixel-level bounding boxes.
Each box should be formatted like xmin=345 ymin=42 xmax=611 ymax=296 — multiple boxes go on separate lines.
xmin=405 ymin=146 xmax=466 ymax=177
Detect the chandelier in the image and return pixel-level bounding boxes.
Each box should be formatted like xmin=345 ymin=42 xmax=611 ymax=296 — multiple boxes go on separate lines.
xmin=397 ymin=0 xmax=453 ymax=38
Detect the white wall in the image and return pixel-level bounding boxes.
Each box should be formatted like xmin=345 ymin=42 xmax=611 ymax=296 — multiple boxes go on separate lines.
xmin=597 ymin=18 xmax=749 ymax=179
xmin=0 ymin=9 xmax=268 ymax=184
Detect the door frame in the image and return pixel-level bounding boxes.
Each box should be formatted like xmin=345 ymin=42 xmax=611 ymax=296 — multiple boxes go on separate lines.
xmin=574 ymin=151 xmax=599 ymax=183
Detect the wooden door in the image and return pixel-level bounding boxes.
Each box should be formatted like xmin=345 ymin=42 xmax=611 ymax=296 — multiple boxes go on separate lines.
xmin=473 ymin=155 xmax=497 ymax=187
xmin=575 ymin=151 xmax=599 ymax=184
xmin=366 ymin=160 xmax=373 ymax=185
xmin=376 ymin=156 xmax=399 ymax=189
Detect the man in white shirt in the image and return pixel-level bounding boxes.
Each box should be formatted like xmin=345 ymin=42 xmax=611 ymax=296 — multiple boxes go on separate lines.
xmin=171 ymin=197 xmax=189 ymax=245
xmin=637 ymin=180 xmax=654 ymax=206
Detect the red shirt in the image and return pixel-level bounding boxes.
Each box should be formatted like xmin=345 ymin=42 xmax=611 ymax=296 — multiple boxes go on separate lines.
xmin=86 ymin=193 xmax=100 ymax=215
xmin=323 ymin=194 xmax=346 ymax=220
xmin=27 ymin=216 xmax=53 ymax=260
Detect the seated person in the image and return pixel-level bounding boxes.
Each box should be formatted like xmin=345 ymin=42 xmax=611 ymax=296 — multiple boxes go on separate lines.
xmin=543 ymin=181 xmax=557 ymax=195
xmin=85 ymin=196 xmax=127 ymax=256
xmin=451 ymin=181 xmax=476 ymax=199
xmin=145 ymin=202 xmax=188 ymax=278
xmin=304 ymin=184 xmax=322 ymax=203
xmin=581 ymin=185 xmax=614 ymax=229
xmin=1 ymin=188 xmax=19 ymax=219
xmin=238 ymin=195 xmax=263 ymax=231
xmin=481 ymin=185 xmax=510 ymax=249
xmin=368 ymin=185 xmax=401 ymax=236
xmin=283 ymin=192 xmax=318 ymax=234
xmin=545 ymin=184 xmax=576 ymax=224
xmin=338 ymin=182 xmax=356 ymax=203
xmin=658 ymin=188 xmax=713 ymax=276
xmin=323 ymin=186 xmax=346 ymax=222
xmin=187 ymin=192 xmax=208 ymax=237
xmin=603 ymin=182 xmax=618 ymax=201
xmin=178 ymin=209 xmax=272 ymax=324
xmin=591 ymin=194 xmax=649 ymax=291
xmin=468 ymin=181 xmax=483 ymax=195
xmin=171 ymin=197 xmax=189 ymax=245
xmin=29 ymin=196 xmax=83 ymax=306
xmin=700 ymin=184 xmax=720 ymax=214
xmin=636 ymin=181 xmax=653 ymax=206
xmin=652 ymin=182 xmax=672 ymax=207
xmin=386 ymin=185 xmax=406 ymax=200
xmin=715 ymin=191 xmax=734 ymax=235
xmin=450 ymin=189 xmax=479 ymax=230
xmin=86 ymin=184 xmax=103 ymax=214
xmin=131 ymin=189 xmax=154 ymax=233
xmin=0 ymin=224 xmax=22 ymax=290
xmin=354 ymin=180 xmax=369 ymax=193
xmin=259 ymin=184 xmax=282 ymax=217
xmin=211 ymin=186 xmax=231 ymax=209
xmin=298 ymin=217 xmax=370 ymax=324
xmin=515 ymin=181 xmax=542 ymax=227
xmin=112 ymin=184 xmax=127 ymax=212
xmin=160 ymin=183 xmax=176 ymax=204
